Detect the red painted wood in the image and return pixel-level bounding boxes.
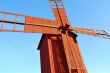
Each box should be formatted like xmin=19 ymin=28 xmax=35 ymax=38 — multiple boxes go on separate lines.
xmin=39 ymin=33 xmax=87 ymax=73
xmin=0 ymin=0 xmax=109 ymax=73
xmin=40 ymin=35 xmax=69 ymax=73
xmin=49 ymin=0 xmax=68 ymax=26
xmin=66 ymin=32 xmax=87 ymax=73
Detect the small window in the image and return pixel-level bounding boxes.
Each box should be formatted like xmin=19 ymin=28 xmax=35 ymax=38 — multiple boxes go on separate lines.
xmin=6 ymin=14 xmax=15 ymax=21
xmin=51 ymin=1 xmax=57 ymax=8
xmin=0 ymin=13 xmax=4 ymax=20
xmin=17 ymin=16 xmax=25 ymax=23
xmin=16 ymin=24 xmax=24 ymax=30
xmin=58 ymin=2 xmax=63 ymax=8
xmin=3 ymin=23 xmax=14 ymax=30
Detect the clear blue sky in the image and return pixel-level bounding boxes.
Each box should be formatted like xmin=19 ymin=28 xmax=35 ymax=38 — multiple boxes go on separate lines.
xmin=0 ymin=0 xmax=110 ymax=73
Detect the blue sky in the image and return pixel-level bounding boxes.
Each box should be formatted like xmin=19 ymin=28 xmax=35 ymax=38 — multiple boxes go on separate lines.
xmin=0 ymin=0 xmax=110 ymax=73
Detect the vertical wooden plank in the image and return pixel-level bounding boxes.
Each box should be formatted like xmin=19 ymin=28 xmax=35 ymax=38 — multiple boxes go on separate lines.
xmin=66 ymin=32 xmax=87 ymax=73
xmin=39 ymin=35 xmax=69 ymax=73
xmin=50 ymin=21 xmax=59 ymax=34
xmin=25 ymin=16 xmax=34 ymax=32
xmin=33 ymin=17 xmax=43 ymax=33
xmin=42 ymin=19 xmax=50 ymax=34
xmin=48 ymin=35 xmax=56 ymax=73
xmin=51 ymin=35 xmax=69 ymax=73
xmin=52 ymin=8 xmax=62 ymax=26
xmin=13 ymin=15 xmax=17 ymax=31
xmin=34 ymin=17 xmax=43 ymax=25
xmin=40 ymin=35 xmax=51 ymax=73
xmin=61 ymin=34 xmax=76 ymax=73
xmin=1 ymin=13 xmax=6 ymax=30
xmin=65 ymin=33 xmax=80 ymax=73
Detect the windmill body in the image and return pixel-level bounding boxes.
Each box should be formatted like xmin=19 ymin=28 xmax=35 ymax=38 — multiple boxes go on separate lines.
xmin=0 ymin=0 xmax=110 ymax=73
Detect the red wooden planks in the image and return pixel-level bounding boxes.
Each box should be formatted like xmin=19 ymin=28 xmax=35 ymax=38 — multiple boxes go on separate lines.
xmin=25 ymin=16 xmax=61 ymax=34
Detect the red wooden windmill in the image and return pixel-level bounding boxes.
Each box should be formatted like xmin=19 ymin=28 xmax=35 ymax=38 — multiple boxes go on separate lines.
xmin=0 ymin=0 xmax=110 ymax=73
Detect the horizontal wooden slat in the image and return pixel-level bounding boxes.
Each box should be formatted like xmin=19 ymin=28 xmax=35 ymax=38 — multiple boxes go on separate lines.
xmin=0 ymin=19 xmax=61 ymax=34
xmin=0 ymin=25 xmax=61 ymax=34
xmin=0 ymin=11 xmax=61 ymax=34
xmin=70 ymin=27 xmax=110 ymax=39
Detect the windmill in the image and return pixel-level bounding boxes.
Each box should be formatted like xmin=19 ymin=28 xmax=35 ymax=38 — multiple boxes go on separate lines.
xmin=0 ymin=0 xmax=110 ymax=73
